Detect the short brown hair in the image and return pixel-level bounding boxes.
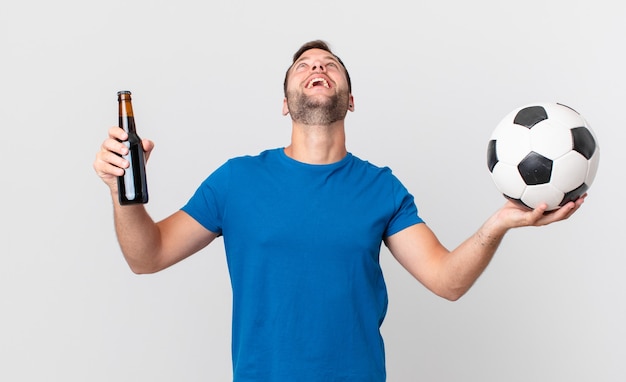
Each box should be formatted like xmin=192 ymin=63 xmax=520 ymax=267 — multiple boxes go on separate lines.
xmin=283 ymin=40 xmax=352 ymax=96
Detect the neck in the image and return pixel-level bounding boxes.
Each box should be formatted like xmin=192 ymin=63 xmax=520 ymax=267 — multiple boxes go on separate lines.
xmin=284 ymin=120 xmax=347 ymax=164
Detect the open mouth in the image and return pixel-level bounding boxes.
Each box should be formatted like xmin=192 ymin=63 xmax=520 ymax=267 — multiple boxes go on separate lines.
xmin=306 ymin=77 xmax=330 ymax=89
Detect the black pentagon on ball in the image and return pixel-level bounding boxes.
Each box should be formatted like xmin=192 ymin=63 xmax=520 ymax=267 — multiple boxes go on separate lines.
xmin=517 ymin=151 xmax=553 ymax=185
xmin=571 ymin=126 xmax=596 ymax=159
xmin=487 ymin=140 xmax=498 ymax=172
xmin=514 ymin=106 xmax=548 ymax=129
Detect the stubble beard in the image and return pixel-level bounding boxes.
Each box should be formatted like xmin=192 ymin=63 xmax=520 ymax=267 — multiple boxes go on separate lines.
xmin=286 ymin=90 xmax=349 ymax=126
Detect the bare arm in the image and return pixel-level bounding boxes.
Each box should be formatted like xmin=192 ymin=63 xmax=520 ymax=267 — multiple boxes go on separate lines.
xmin=384 ymin=198 xmax=585 ymax=301
xmin=94 ymin=126 xmax=217 ymax=274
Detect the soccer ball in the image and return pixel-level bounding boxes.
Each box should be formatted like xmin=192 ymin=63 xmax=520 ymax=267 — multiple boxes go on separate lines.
xmin=487 ymin=102 xmax=600 ymax=211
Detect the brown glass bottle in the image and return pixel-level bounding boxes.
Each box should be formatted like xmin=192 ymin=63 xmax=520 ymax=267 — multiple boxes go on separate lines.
xmin=117 ymin=91 xmax=149 ymax=205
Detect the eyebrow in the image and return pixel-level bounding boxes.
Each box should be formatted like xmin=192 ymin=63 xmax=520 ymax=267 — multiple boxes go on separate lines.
xmin=293 ymin=54 xmax=341 ymax=67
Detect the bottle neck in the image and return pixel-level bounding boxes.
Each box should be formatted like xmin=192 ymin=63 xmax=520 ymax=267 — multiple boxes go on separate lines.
xmin=118 ymin=99 xmax=136 ymax=133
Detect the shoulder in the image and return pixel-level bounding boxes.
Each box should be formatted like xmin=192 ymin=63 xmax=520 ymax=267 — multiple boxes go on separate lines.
xmin=226 ymin=148 xmax=282 ymax=167
xmin=207 ymin=148 xmax=284 ymax=186
xmin=347 ymin=153 xmax=396 ymax=179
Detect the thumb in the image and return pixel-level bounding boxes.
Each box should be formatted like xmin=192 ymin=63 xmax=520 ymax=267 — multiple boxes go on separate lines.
xmin=142 ymin=139 xmax=155 ymax=162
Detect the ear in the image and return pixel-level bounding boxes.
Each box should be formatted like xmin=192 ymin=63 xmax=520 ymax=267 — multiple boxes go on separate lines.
xmin=348 ymin=94 xmax=355 ymax=112
xmin=282 ymin=97 xmax=289 ymax=116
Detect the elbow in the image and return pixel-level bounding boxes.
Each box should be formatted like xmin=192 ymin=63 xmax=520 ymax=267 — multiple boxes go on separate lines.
xmin=128 ymin=265 xmax=155 ymax=275
xmin=125 ymin=257 xmax=163 ymax=275
xmin=440 ymin=290 xmax=465 ymax=302
xmin=418 ymin=277 xmax=469 ymax=302
xmin=432 ymin=272 xmax=478 ymax=301
xmin=433 ymin=284 xmax=470 ymax=302
xmin=129 ymin=262 xmax=165 ymax=275
xmin=435 ymin=290 xmax=463 ymax=302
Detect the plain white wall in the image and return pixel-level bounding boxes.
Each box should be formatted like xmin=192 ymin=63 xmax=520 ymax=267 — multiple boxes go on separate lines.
xmin=1 ymin=0 xmax=624 ymax=381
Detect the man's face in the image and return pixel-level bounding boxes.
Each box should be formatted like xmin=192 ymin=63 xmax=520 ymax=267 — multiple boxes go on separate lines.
xmin=283 ymin=48 xmax=353 ymax=125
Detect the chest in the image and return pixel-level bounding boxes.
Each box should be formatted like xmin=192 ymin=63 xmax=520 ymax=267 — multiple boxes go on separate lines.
xmin=221 ymin=167 xmax=394 ymax=259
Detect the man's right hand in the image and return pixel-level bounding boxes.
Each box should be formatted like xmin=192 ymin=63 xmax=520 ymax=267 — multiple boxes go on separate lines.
xmin=93 ymin=126 xmax=154 ymax=193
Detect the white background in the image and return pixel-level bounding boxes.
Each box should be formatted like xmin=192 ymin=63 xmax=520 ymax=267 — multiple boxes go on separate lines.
xmin=1 ymin=0 xmax=624 ymax=381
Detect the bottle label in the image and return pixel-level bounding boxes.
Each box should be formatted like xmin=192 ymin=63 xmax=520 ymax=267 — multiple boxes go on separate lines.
xmin=121 ymin=141 xmax=136 ymax=200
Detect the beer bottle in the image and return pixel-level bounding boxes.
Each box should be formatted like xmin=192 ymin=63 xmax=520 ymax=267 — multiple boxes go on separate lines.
xmin=117 ymin=90 xmax=149 ymax=205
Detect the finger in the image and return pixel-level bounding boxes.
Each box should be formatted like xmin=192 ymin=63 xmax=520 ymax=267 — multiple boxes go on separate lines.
xmin=527 ymin=203 xmax=570 ymax=226
xmin=106 ymin=149 xmax=129 ymax=170
xmin=100 ymin=160 xmax=126 ymax=177
xmin=93 ymin=152 xmax=126 ymax=178
xmin=540 ymin=202 xmax=577 ymax=224
xmin=555 ymin=202 xmax=576 ymax=219
xmin=528 ymin=203 xmax=548 ymax=223
xmin=95 ymin=138 xmax=129 ymax=170
xmin=556 ymin=195 xmax=586 ymax=220
xmin=95 ymin=148 xmax=128 ymax=171
xmin=141 ymin=139 xmax=155 ymax=160
xmin=102 ymin=137 xmax=129 ymax=156
xmin=108 ymin=126 xmax=128 ymax=141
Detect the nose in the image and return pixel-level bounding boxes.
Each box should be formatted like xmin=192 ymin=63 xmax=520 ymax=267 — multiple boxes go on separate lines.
xmin=311 ymin=61 xmax=325 ymax=72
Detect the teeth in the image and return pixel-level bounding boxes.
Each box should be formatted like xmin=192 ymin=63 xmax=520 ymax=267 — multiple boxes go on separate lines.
xmin=306 ymin=77 xmax=329 ymax=89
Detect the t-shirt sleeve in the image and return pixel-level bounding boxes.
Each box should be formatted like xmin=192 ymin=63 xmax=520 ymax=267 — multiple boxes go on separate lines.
xmin=180 ymin=161 xmax=231 ymax=235
xmin=384 ymin=175 xmax=423 ymax=238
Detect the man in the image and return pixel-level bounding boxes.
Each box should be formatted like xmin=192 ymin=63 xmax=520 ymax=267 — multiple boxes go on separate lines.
xmin=93 ymin=40 xmax=585 ymax=381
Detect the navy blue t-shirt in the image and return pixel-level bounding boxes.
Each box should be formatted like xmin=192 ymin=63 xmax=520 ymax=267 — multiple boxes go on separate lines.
xmin=182 ymin=148 xmax=423 ymax=381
